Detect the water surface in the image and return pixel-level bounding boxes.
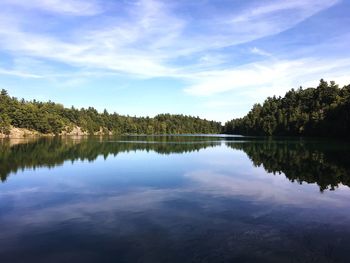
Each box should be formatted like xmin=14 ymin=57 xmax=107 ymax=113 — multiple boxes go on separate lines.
xmin=1 ymin=136 xmax=350 ymax=263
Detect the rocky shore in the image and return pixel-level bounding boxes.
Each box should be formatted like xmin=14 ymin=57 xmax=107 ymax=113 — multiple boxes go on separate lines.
xmin=0 ymin=126 xmax=112 ymax=139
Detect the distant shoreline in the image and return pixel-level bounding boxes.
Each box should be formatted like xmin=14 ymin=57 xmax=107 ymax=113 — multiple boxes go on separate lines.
xmin=0 ymin=126 xmax=229 ymax=139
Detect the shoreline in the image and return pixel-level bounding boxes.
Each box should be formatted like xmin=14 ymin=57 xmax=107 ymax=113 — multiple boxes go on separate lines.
xmin=0 ymin=126 xmax=226 ymax=139
xmin=0 ymin=126 xmax=99 ymax=139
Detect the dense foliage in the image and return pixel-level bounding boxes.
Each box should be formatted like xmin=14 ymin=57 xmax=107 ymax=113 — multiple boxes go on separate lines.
xmin=0 ymin=89 xmax=222 ymax=135
xmin=224 ymin=80 xmax=350 ymax=136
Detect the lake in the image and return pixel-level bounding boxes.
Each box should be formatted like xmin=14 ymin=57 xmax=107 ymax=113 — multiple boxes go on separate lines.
xmin=1 ymin=135 xmax=350 ymax=263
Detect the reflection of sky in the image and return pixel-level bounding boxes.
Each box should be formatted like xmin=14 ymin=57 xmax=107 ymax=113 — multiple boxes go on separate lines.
xmin=1 ymin=145 xmax=350 ymax=223
xmin=1 ymin=143 xmax=350 ymax=261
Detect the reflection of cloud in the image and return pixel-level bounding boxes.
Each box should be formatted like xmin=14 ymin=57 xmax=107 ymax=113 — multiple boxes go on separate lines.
xmin=3 ymin=167 xmax=350 ymax=233
xmin=185 ymin=170 xmax=350 ymax=207
xmin=0 ymin=188 xmax=181 ymax=227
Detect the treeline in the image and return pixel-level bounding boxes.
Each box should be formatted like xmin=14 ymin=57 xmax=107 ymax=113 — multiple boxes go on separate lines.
xmin=0 ymin=89 xmax=222 ymax=135
xmin=224 ymin=80 xmax=350 ymax=136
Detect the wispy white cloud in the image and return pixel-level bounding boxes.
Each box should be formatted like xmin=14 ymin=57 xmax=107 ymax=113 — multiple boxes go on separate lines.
xmin=231 ymin=0 xmax=339 ymax=23
xmin=0 ymin=0 xmax=184 ymax=78
xmin=0 ymin=0 xmax=341 ymax=79
xmin=184 ymin=58 xmax=350 ymax=97
xmin=0 ymin=67 xmax=43 ymax=78
xmin=2 ymin=0 xmax=103 ymax=16
xmin=250 ymin=47 xmax=272 ymax=57
xmin=185 ymin=169 xmax=350 ymax=207
xmin=221 ymin=0 xmax=340 ymax=47
xmin=0 ymin=0 xmax=348 ymax=121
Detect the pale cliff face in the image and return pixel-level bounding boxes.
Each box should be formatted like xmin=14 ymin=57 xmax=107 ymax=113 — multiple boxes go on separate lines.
xmin=0 ymin=126 xmax=113 ymax=138
xmin=0 ymin=127 xmax=40 ymax=139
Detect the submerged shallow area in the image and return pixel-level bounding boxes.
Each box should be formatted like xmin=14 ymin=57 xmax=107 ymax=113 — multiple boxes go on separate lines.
xmin=0 ymin=135 xmax=350 ymax=263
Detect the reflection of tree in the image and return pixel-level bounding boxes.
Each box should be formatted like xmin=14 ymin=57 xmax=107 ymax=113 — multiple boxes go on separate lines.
xmin=2 ymin=137 xmax=349 ymax=191
xmin=227 ymin=140 xmax=350 ymax=191
xmin=0 ymin=136 xmax=219 ymax=182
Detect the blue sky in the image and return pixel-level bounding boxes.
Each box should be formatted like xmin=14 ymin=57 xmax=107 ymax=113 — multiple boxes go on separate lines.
xmin=0 ymin=0 xmax=349 ymax=123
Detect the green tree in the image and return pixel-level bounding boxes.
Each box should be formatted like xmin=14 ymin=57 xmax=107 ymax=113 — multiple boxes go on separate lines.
xmin=224 ymin=79 xmax=350 ymax=137
xmin=0 ymin=114 xmax=11 ymax=135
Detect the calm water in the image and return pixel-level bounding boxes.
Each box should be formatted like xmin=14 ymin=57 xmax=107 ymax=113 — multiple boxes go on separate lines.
xmin=1 ymin=135 xmax=350 ymax=263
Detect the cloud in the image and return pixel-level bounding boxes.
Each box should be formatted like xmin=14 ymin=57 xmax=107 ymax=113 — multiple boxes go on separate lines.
xmin=0 ymin=0 xmax=184 ymax=78
xmin=0 ymin=0 xmax=341 ymax=79
xmin=0 ymin=0 xmax=348 ymax=122
xmin=185 ymin=169 xmax=350 ymax=207
xmin=184 ymin=58 xmax=350 ymax=97
xmin=2 ymin=0 xmax=103 ymax=16
xmin=231 ymin=0 xmax=339 ymax=23
xmin=0 ymin=68 xmax=43 ymax=78
xmin=250 ymin=47 xmax=272 ymax=57
xmin=221 ymin=0 xmax=340 ymax=47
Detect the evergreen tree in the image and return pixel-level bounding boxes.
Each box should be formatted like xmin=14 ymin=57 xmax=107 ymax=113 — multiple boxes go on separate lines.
xmin=0 ymin=90 xmax=222 ymax=136
xmin=224 ymin=80 xmax=350 ymax=137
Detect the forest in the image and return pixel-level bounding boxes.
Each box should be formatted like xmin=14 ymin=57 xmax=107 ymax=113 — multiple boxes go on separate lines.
xmin=1 ymin=79 xmax=349 ymax=137
xmin=0 ymin=89 xmax=222 ymax=135
xmin=224 ymin=79 xmax=350 ymax=136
